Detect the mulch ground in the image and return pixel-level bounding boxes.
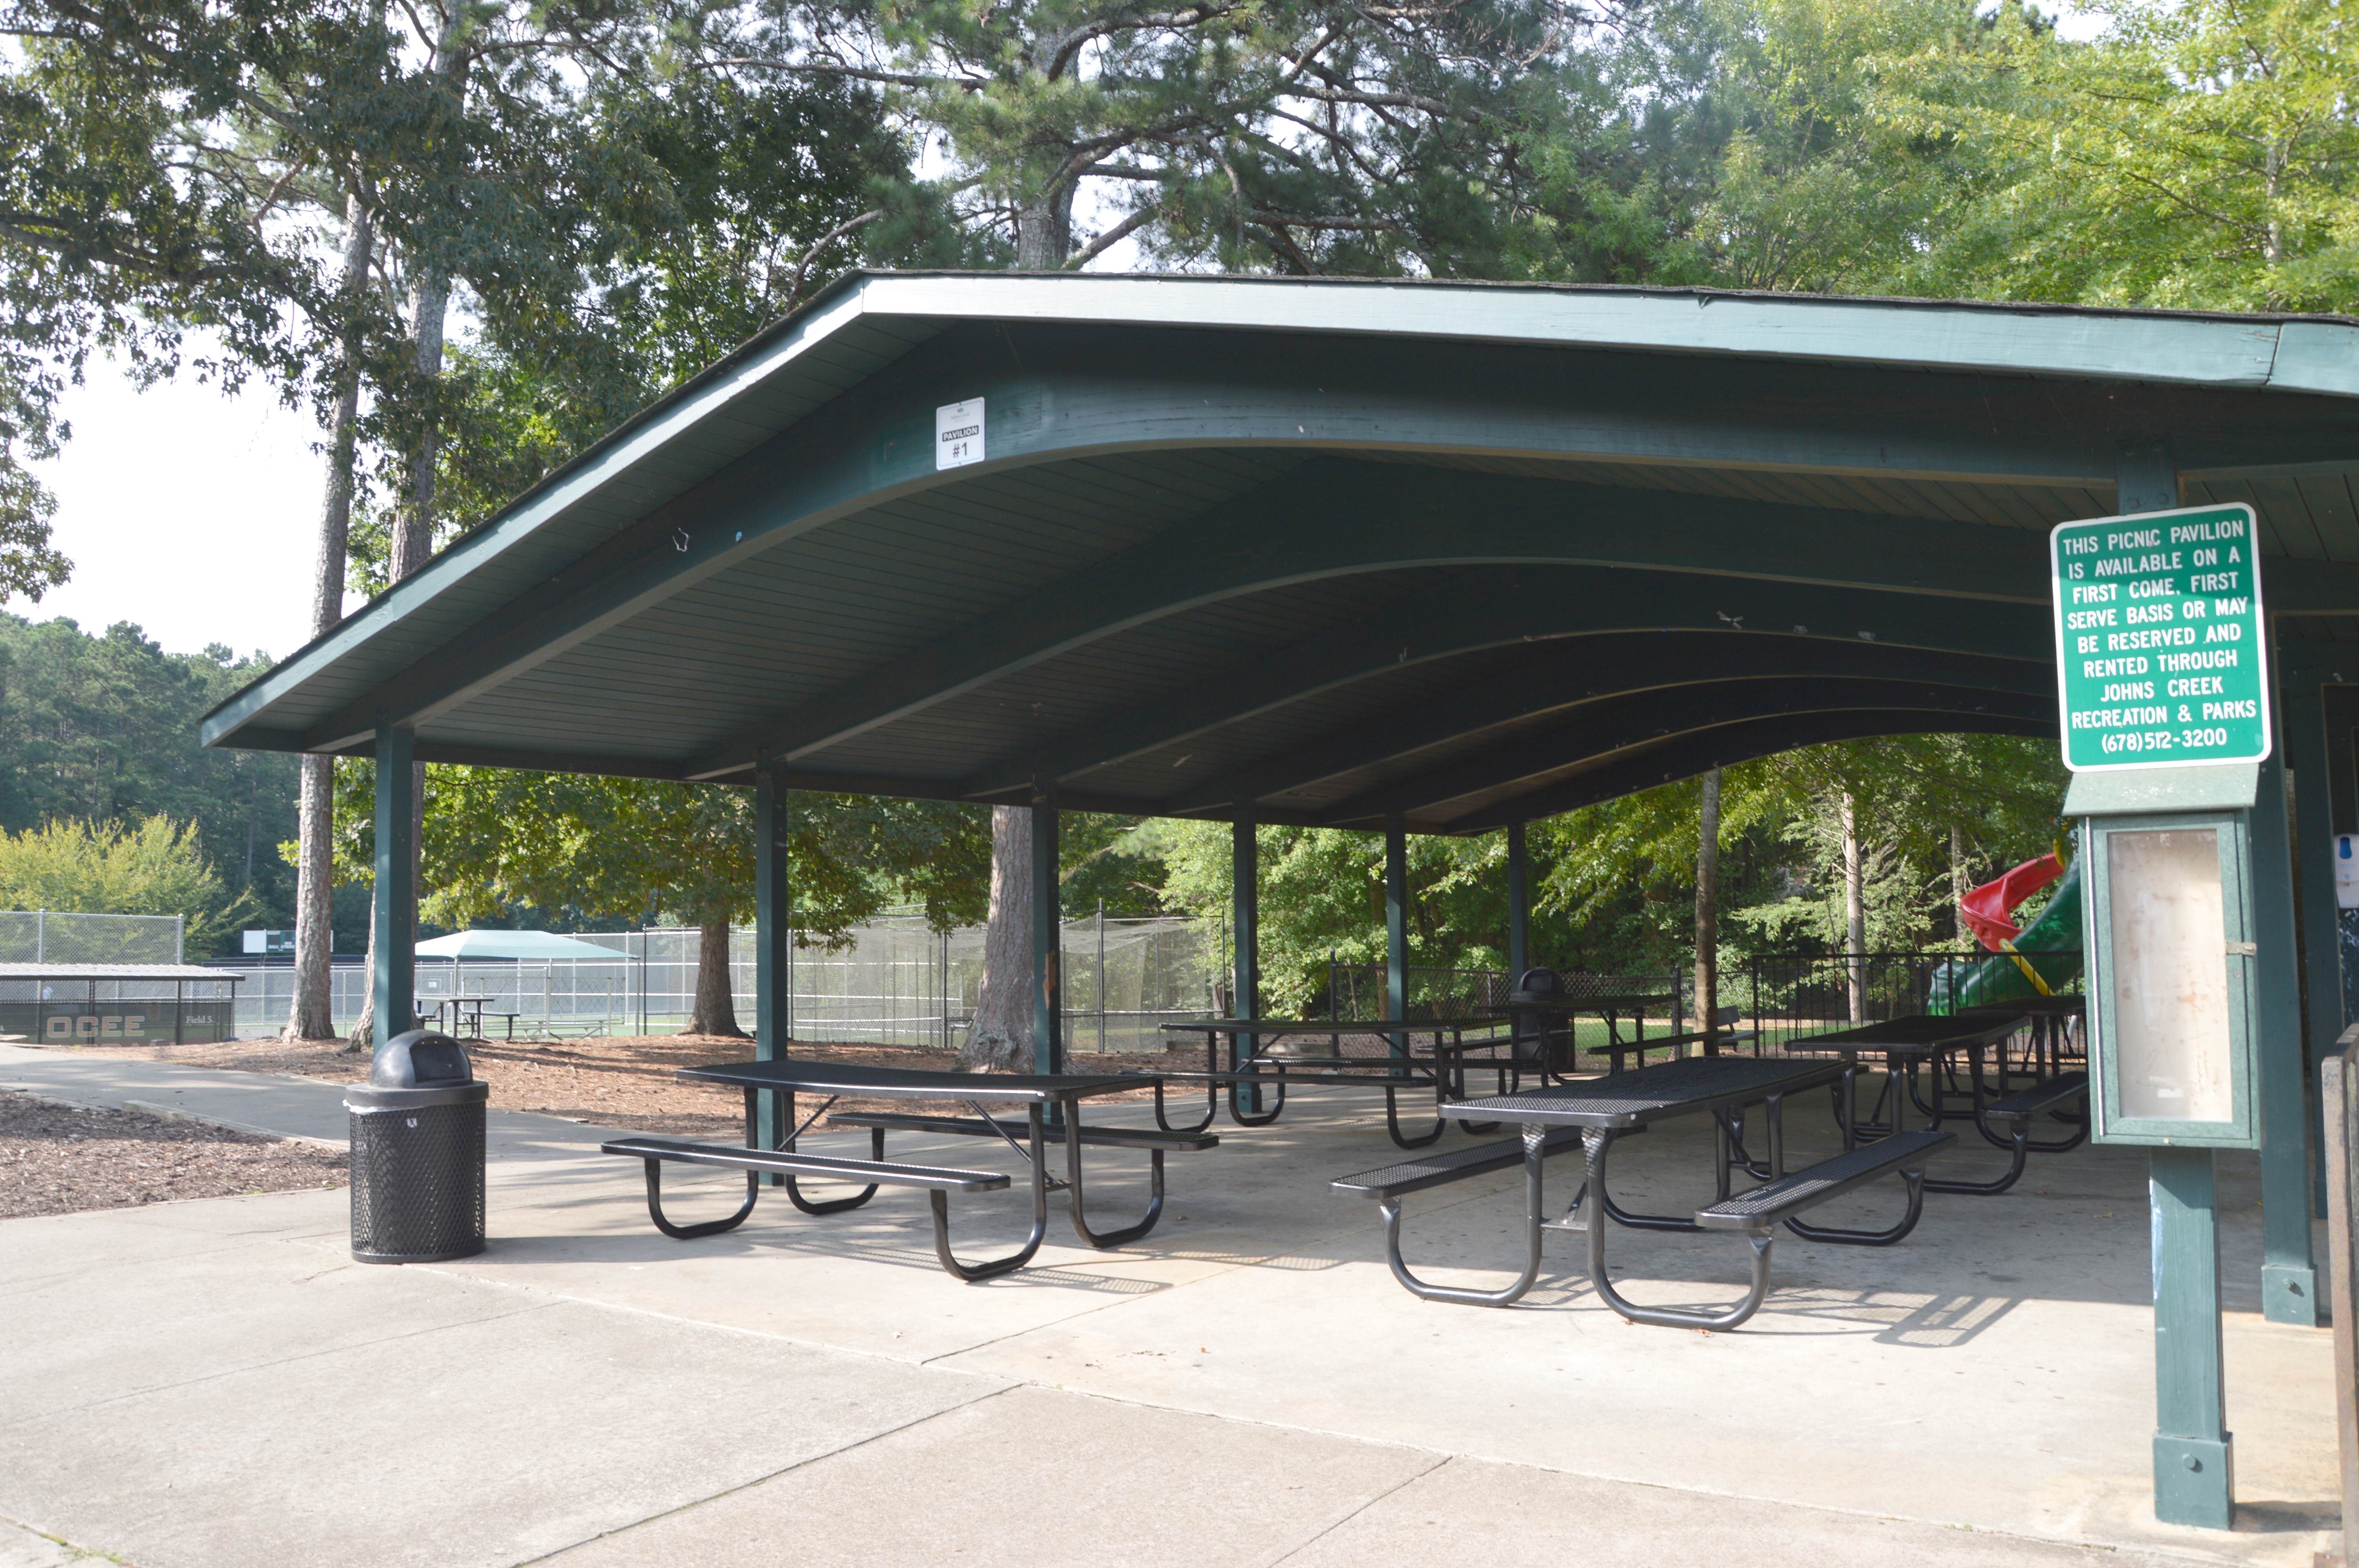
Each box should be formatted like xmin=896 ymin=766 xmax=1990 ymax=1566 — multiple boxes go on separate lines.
xmin=0 ymin=1091 xmax=347 ymax=1220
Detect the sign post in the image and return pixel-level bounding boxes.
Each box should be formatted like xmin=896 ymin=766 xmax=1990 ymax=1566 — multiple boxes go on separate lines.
xmin=2052 ymin=501 xmax=2268 ymax=1531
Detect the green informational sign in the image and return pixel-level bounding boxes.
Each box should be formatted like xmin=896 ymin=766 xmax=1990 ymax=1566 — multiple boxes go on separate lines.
xmin=2051 ymin=503 xmax=2269 ymax=771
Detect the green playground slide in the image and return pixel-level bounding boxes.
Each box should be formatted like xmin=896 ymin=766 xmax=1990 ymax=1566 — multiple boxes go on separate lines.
xmin=1925 ymin=853 xmax=2084 ymax=1013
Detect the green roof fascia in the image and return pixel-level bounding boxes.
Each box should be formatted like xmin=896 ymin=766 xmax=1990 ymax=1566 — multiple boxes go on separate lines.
xmin=851 ymin=271 xmax=2357 ymax=395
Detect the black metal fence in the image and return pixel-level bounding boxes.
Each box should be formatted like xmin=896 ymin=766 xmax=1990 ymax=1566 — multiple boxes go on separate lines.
xmin=1325 ymin=962 xmax=1692 ymax=1026
xmin=1732 ymin=949 xmax=2083 ymax=1053
xmin=1326 ymin=962 xmax=1510 ymax=1022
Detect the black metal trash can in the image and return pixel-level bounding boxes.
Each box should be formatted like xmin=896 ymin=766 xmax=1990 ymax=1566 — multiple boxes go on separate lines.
xmin=1507 ymin=967 xmax=1575 ymax=1075
xmin=345 ymin=1029 xmax=488 ymax=1264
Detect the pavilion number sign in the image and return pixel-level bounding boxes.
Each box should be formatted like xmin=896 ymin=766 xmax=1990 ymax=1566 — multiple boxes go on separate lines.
xmin=2050 ymin=503 xmax=2268 ymax=771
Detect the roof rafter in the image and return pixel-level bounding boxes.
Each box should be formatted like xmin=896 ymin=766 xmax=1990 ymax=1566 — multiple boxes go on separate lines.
xmin=1319 ymin=680 xmax=2055 ymax=824
xmin=1436 ymin=711 xmax=2055 ymax=833
xmin=1159 ymin=636 xmax=2055 ymax=815
xmin=949 ymin=568 xmax=2056 ymax=800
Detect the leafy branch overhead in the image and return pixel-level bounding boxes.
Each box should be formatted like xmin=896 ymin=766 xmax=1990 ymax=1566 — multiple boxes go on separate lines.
xmin=689 ymin=0 xmax=1658 ymax=275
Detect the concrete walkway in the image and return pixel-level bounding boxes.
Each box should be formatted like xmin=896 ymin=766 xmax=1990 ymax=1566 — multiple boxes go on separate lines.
xmin=0 ymin=1045 xmax=2337 ymax=1568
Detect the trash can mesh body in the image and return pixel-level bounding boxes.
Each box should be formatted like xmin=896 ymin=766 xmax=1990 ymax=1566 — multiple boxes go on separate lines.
xmin=349 ymin=1099 xmax=486 ymax=1262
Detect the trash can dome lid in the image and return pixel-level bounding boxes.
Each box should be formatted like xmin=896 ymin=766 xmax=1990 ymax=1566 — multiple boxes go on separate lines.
xmin=372 ymin=1029 xmax=473 ymax=1088
xmin=1510 ymin=967 xmax=1565 ymax=1000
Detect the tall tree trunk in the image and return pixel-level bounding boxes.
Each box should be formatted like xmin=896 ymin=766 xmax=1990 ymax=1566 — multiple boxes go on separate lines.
xmin=1950 ymin=823 xmax=1970 ymax=946
xmin=350 ymin=894 xmax=381 ymax=1050
xmin=291 ymin=194 xmax=371 ymax=1043
xmin=687 ymin=917 xmax=746 ymax=1036
xmin=1841 ymin=790 xmax=1865 ymax=1023
xmin=960 ymin=805 xmax=1033 ymax=1071
xmin=1694 ymin=766 xmax=1720 ymax=1053
xmin=350 ymin=230 xmax=448 ymax=1051
xmin=1014 ymin=195 xmax=1072 ymax=269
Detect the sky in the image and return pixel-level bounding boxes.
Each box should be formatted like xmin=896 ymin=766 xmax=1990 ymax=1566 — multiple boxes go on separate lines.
xmin=22 ymin=357 xmax=341 ymax=661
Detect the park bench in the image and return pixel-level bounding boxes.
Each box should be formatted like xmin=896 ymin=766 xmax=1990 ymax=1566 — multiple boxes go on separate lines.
xmin=600 ymin=1135 xmax=1025 ymax=1276
xmin=1332 ymin=1128 xmax=1592 ymax=1306
xmin=830 ymin=1109 xmax=1216 ymax=1154
xmin=1667 ymin=1128 xmax=1954 ymax=1329
xmin=828 ymin=1109 xmax=1214 ymax=1249
xmin=1925 ymin=1071 xmax=2089 ymax=1196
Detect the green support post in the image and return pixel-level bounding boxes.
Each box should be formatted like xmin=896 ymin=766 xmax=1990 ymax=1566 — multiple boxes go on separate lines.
xmin=370 ymin=723 xmax=415 ymax=1045
xmin=1507 ymin=821 xmax=1530 ymax=982
xmin=2250 ymin=744 xmax=2323 ymax=1322
xmin=2112 ymin=441 xmax=2237 ymax=1527
xmin=2150 ymin=1147 xmax=2235 ymax=1528
xmin=2283 ymin=670 xmax=2342 ymax=1220
xmin=1231 ymin=814 xmax=1259 ymax=1111
xmin=754 ymin=762 xmax=790 ymax=1173
xmin=1032 ymin=782 xmax=1062 ymax=1078
xmin=1385 ymin=815 xmax=1408 ymax=1068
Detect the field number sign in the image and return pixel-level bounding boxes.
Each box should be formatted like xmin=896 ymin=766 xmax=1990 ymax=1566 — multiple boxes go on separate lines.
xmin=2050 ymin=503 xmax=2268 ymax=771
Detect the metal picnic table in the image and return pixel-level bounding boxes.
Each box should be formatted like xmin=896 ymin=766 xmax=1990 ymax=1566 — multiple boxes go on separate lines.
xmin=1152 ymin=1017 xmax=1529 ymax=1148
xmin=1474 ymin=989 xmax=1689 ymax=1074
xmin=1960 ymin=993 xmax=2085 ymax=1085
xmin=602 ymin=1059 xmax=1194 ymax=1280
xmin=1779 ymin=1012 xmax=2085 ymax=1194
xmin=1348 ymin=1053 xmax=1931 ymax=1330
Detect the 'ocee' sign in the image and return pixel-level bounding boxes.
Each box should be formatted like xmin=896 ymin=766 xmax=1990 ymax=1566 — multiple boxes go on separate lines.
xmin=2050 ymin=502 xmax=2268 ymax=771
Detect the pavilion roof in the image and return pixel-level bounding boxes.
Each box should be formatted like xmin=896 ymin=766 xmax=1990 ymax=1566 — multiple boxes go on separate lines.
xmin=202 ymin=271 xmax=2359 ymax=831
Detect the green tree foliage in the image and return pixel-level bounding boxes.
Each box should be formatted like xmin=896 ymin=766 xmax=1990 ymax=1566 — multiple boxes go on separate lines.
xmin=0 ymin=615 xmax=296 ymax=944
xmin=406 ymin=73 xmax=928 ymax=561
xmin=693 ymin=0 xmax=1716 ymax=277
xmin=0 ymin=814 xmax=248 ymax=951
xmin=1534 ymin=735 xmax=2068 ymax=971
xmin=1150 ymin=820 xmax=1578 ymax=1013
xmin=1674 ymin=0 xmax=2048 ymax=292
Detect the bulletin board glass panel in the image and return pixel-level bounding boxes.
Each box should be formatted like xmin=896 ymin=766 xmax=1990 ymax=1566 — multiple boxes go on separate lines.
xmin=2085 ymin=809 xmax=2258 ymax=1148
xmin=2105 ymin=828 xmax=2234 ymax=1121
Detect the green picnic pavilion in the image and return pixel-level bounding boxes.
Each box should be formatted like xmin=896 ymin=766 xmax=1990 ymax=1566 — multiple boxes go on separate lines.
xmin=202 ymin=269 xmax=2359 ymax=1348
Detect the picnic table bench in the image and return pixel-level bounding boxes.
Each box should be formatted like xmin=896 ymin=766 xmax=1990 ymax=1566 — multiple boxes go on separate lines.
xmin=1153 ymin=1018 xmax=1528 ymax=1148
xmin=1335 ymin=1055 xmax=1952 ymax=1330
xmin=601 ymin=1060 xmax=1199 ymax=1280
xmin=1782 ymin=1013 xmax=2077 ymax=1194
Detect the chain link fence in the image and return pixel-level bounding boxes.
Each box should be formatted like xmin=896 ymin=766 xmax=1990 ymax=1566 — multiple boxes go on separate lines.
xmin=0 ymin=911 xmax=184 ymax=964
xmin=222 ymin=913 xmax=1219 ymax=1051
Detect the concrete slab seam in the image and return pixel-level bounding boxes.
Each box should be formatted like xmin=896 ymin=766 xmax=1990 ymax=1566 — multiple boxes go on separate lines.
xmin=506 ymin=1381 xmax=1030 ymax=1566
xmin=1262 ymin=1450 xmax=1453 ymax=1567
xmin=925 ymin=1367 xmax=2287 ymax=1568
xmin=0 ymin=1508 xmax=130 ymax=1564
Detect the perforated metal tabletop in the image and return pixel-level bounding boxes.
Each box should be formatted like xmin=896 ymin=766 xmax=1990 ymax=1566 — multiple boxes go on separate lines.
xmin=677 ymin=1058 xmax=1140 ymax=1103
xmin=1443 ymin=1055 xmax=1849 ymax=1129
xmin=1783 ymin=1013 xmax=2028 ymax=1060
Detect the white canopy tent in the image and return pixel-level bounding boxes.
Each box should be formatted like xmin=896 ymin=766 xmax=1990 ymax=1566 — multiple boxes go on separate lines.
xmin=414 ymin=930 xmax=626 ymax=961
